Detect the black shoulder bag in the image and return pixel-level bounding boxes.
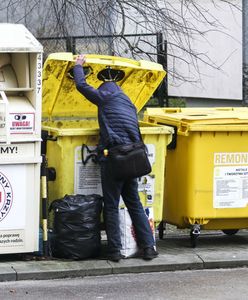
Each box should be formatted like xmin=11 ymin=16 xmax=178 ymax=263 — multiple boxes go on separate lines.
xmin=107 ymin=129 xmax=151 ymax=180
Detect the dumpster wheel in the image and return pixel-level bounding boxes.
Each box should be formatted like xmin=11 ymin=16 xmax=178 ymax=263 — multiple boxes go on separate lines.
xmin=158 ymin=221 xmax=165 ymax=240
xmin=190 ymin=224 xmax=201 ymax=248
xmin=222 ymin=229 xmax=239 ymax=235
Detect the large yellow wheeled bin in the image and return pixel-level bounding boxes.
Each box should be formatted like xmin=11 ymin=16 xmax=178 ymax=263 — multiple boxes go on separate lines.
xmin=42 ymin=53 xmax=173 ymax=227
xmin=144 ymin=107 xmax=248 ymax=246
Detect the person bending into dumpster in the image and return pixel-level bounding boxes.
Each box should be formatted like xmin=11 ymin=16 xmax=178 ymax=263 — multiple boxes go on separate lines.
xmin=73 ymin=54 xmax=158 ymax=262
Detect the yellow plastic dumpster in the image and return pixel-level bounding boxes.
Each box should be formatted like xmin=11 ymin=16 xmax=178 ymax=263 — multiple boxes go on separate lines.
xmin=42 ymin=53 xmax=173 ymax=226
xmin=144 ymin=107 xmax=248 ymax=246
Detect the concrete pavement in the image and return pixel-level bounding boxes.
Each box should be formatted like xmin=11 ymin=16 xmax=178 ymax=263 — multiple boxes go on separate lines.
xmin=1 ymin=229 xmax=248 ymax=282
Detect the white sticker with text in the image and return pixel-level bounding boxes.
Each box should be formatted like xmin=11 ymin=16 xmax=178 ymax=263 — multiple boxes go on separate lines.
xmin=10 ymin=113 xmax=35 ymax=134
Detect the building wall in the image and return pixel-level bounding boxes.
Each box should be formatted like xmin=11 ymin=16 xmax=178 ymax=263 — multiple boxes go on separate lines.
xmin=0 ymin=0 xmax=243 ymax=105
xmin=243 ymin=0 xmax=248 ymax=105
xmin=112 ymin=0 xmax=242 ymax=104
xmin=167 ymin=0 xmax=242 ymax=102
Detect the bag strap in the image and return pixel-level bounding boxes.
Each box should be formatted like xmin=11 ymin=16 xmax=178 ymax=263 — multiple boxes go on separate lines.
xmin=138 ymin=126 xmax=143 ymax=142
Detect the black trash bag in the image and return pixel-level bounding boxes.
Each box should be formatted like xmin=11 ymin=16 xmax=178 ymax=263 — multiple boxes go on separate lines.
xmin=49 ymin=194 xmax=103 ymax=260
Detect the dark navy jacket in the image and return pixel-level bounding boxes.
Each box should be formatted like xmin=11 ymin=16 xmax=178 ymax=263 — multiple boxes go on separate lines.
xmin=73 ymin=64 xmax=141 ymax=157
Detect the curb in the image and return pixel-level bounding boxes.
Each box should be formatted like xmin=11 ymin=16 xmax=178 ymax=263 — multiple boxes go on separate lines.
xmin=1 ymin=233 xmax=248 ymax=282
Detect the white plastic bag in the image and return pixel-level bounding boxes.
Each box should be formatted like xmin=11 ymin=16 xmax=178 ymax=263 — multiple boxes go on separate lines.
xmin=119 ymin=208 xmax=138 ymax=258
xmin=119 ymin=207 xmax=156 ymax=258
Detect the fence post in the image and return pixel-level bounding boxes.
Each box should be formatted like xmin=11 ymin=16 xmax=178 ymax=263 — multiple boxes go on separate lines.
xmin=156 ymin=32 xmax=168 ymax=107
xmin=66 ymin=37 xmax=76 ymax=53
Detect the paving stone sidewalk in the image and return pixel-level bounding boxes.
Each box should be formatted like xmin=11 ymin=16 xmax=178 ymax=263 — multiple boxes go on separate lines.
xmin=1 ymin=228 xmax=248 ymax=282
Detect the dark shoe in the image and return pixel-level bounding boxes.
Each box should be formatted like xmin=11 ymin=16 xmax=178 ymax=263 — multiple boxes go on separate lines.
xmin=107 ymin=252 xmax=124 ymax=262
xmin=143 ymin=247 xmax=158 ymax=260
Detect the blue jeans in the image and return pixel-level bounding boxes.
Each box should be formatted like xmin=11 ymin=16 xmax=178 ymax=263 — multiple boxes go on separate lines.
xmin=101 ymin=162 xmax=155 ymax=253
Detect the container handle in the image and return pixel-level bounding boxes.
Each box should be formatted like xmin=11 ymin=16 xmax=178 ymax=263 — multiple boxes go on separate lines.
xmin=81 ymin=144 xmax=98 ymax=165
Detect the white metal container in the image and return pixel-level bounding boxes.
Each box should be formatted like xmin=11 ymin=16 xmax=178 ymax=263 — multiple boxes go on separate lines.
xmin=0 ymin=24 xmax=43 ymax=254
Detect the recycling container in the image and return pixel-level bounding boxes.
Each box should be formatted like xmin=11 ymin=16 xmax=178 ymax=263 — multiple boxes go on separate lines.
xmin=42 ymin=53 xmax=173 ymax=226
xmin=0 ymin=24 xmax=43 ymax=254
xmin=144 ymin=107 xmax=248 ymax=245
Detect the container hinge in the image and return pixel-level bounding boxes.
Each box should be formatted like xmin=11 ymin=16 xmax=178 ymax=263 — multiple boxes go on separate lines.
xmin=178 ymin=124 xmax=189 ymax=136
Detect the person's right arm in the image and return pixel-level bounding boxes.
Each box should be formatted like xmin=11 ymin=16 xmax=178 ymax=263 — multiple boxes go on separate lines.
xmin=73 ymin=55 xmax=103 ymax=105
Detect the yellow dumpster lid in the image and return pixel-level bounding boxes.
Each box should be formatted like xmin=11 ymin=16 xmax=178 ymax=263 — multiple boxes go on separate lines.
xmin=42 ymin=53 xmax=166 ymax=119
xmin=145 ymin=107 xmax=248 ymax=133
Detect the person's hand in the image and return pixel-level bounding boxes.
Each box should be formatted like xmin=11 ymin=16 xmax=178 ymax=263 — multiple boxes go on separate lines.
xmin=75 ymin=54 xmax=86 ymax=66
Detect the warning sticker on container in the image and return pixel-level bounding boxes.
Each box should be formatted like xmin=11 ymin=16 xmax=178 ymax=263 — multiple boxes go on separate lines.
xmin=74 ymin=146 xmax=102 ymax=196
xmin=138 ymin=144 xmax=155 ymax=204
xmin=213 ymin=162 xmax=248 ymax=208
xmin=0 ymin=230 xmax=24 ymax=248
xmin=138 ymin=175 xmax=155 ymax=205
xmin=10 ymin=113 xmax=35 ymax=134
